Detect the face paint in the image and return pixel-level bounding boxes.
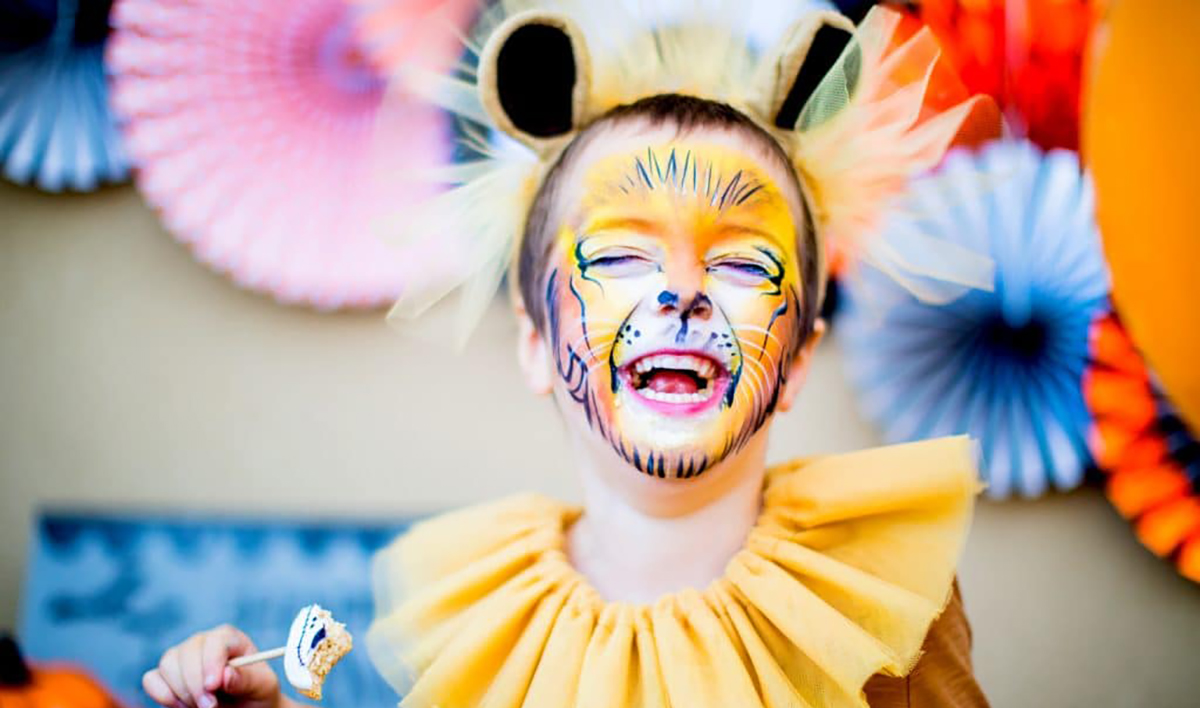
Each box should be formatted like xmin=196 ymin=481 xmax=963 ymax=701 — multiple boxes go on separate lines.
xmin=544 ymin=140 xmax=806 ymax=478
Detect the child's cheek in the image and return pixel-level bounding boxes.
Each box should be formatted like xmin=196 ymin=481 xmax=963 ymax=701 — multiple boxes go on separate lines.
xmin=706 ymin=278 xmax=774 ymax=327
xmin=582 ymin=273 xmax=661 ymax=328
xmin=707 ymin=277 xmax=800 ymax=363
xmin=584 ymin=272 xmax=664 ymax=371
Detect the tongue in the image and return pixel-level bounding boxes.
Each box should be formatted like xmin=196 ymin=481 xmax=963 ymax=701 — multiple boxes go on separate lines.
xmin=645 ymin=370 xmax=700 ymax=394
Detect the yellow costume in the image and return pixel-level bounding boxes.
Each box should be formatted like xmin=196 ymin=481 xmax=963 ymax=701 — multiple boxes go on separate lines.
xmin=368 ymin=437 xmax=979 ymax=708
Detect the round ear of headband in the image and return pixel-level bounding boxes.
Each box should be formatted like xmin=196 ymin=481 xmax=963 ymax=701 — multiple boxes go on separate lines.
xmin=477 ymin=11 xmax=592 ymax=154
xmin=749 ymin=11 xmax=855 ymax=308
xmin=752 ymin=11 xmax=855 ymax=131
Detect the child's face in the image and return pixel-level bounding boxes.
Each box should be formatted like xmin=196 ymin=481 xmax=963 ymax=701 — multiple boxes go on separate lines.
xmin=535 ymin=125 xmax=808 ymax=479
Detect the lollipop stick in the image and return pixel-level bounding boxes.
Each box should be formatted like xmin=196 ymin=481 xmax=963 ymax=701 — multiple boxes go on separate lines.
xmin=228 ymin=647 xmax=286 ymax=667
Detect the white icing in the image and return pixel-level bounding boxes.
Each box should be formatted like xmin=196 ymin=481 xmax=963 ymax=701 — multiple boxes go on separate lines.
xmin=283 ymin=604 xmax=327 ymax=693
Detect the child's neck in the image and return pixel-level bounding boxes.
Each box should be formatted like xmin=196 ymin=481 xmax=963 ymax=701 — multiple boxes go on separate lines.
xmin=565 ymin=432 xmax=769 ymax=604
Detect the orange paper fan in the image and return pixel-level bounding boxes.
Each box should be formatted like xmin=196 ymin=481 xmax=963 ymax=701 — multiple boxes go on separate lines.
xmin=1086 ymin=312 xmax=1200 ymax=583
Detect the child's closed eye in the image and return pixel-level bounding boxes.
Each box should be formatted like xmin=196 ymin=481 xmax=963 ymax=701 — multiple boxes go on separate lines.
xmin=584 ymin=252 xmax=660 ymax=277
xmin=708 ymin=259 xmax=775 ymax=285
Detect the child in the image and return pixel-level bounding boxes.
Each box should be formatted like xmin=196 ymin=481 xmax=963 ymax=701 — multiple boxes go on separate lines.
xmin=144 ymin=5 xmax=995 ymax=707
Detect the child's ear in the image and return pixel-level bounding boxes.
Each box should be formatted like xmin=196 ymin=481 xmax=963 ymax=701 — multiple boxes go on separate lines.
xmin=777 ymin=319 xmax=826 ymax=414
xmin=749 ymin=11 xmax=855 ymax=131
xmin=513 ymin=297 xmax=554 ymax=396
xmin=478 ymin=11 xmax=592 ymax=154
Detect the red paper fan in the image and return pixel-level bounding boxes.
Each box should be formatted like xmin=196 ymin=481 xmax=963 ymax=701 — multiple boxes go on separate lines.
xmin=914 ymin=0 xmax=1102 ymax=151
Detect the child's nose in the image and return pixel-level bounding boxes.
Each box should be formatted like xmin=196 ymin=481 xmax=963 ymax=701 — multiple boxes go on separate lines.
xmin=658 ymin=261 xmax=708 ymax=317
xmin=657 ymin=289 xmax=712 ymax=320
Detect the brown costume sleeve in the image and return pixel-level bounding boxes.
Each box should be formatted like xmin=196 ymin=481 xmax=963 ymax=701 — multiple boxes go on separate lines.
xmin=863 ymin=580 xmax=990 ymax=708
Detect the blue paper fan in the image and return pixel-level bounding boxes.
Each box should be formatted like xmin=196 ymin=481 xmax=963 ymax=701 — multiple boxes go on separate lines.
xmin=0 ymin=0 xmax=127 ymax=191
xmin=840 ymin=140 xmax=1110 ymax=499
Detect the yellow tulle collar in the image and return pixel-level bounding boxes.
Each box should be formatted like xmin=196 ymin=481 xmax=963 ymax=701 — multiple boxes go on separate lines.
xmin=367 ymin=437 xmax=979 ymax=708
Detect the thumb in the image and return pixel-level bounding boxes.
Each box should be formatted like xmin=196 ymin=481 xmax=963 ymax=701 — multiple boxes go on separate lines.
xmin=222 ymin=663 xmax=280 ymax=702
xmin=218 ymin=631 xmax=280 ymax=702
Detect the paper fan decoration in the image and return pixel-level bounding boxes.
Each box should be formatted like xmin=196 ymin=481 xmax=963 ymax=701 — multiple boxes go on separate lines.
xmin=840 ymin=140 xmax=1110 ymax=498
xmin=913 ymin=0 xmax=1102 ymax=151
xmin=350 ymin=0 xmax=479 ymax=77
xmin=1086 ymin=312 xmax=1200 ymax=582
xmin=0 ymin=0 xmax=128 ymax=191
xmin=106 ymin=0 xmax=457 ymax=310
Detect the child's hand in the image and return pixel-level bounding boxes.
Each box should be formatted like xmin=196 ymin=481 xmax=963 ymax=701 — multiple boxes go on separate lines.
xmin=143 ymin=625 xmax=281 ymax=708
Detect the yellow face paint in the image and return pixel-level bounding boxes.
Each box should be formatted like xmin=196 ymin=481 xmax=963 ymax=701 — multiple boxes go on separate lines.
xmin=543 ymin=140 xmax=806 ymax=478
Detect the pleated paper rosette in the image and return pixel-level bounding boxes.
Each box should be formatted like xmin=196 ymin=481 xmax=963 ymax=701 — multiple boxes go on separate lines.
xmin=1 ymin=0 xmax=128 ymax=191
xmin=840 ymin=140 xmax=1110 ymax=499
xmin=912 ymin=0 xmax=1102 ymax=151
xmin=1086 ymin=312 xmax=1200 ymax=582
xmin=107 ymin=0 xmax=457 ymax=310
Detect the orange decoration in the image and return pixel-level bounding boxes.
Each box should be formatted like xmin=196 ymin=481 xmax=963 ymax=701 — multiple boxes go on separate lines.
xmin=1083 ymin=0 xmax=1200 ymax=434
xmin=0 ymin=636 xmax=123 ymax=708
xmin=1085 ymin=313 xmax=1200 ymax=583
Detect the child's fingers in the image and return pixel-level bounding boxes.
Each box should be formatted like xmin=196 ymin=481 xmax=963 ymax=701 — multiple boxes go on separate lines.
xmin=221 ymin=657 xmax=279 ymax=701
xmin=202 ymin=625 xmax=247 ymax=693
xmin=178 ymin=636 xmax=213 ymax=708
xmin=143 ymin=669 xmax=178 ymax=707
xmin=157 ymin=648 xmax=193 ymax=707
xmin=220 ymin=626 xmax=280 ymax=701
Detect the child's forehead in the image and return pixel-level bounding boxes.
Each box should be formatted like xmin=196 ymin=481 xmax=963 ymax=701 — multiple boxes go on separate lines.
xmin=570 ymin=123 xmax=783 ymax=189
xmin=554 ymin=122 xmax=803 ymax=223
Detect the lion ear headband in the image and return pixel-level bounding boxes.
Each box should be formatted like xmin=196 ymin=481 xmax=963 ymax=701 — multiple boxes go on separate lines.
xmin=378 ymin=2 xmax=1001 ymax=347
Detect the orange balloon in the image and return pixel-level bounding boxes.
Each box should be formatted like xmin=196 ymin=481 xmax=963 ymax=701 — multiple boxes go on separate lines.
xmin=1084 ymin=0 xmax=1200 ymax=433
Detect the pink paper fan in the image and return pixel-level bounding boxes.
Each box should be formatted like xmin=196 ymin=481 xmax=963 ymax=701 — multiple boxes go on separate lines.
xmin=107 ymin=0 xmax=458 ymax=310
xmin=351 ymin=0 xmax=478 ymax=76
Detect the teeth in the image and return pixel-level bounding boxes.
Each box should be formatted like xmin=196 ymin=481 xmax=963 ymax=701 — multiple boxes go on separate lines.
xmin=639 ymin=389 xmax=711 ymax=404
xmin=631 ymin=354 xmax=718 ymax=376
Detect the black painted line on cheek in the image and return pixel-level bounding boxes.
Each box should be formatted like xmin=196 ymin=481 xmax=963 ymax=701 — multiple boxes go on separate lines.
xmin=568 ymin=273 xmax=594 ymax=350
xmin=714 ymin=300 xmax=743 ymax=410
xmin=547 ymin=269 xmax=591 ymax=408
xmin=762 ymin=299 xmax=789 ymax=356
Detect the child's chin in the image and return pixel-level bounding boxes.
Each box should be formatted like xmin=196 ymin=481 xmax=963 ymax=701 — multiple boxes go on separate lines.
xmin=611 ymin=434 xmax=730 ymax=479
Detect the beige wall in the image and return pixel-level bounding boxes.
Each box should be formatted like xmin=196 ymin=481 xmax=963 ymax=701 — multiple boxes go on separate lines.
xmin=2 ymin=182 xmax=1198 ymax=706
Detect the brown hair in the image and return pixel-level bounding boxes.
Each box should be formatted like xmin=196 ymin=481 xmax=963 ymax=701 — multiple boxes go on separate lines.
xmin=516 ymin=93 xmax=821 ymax=350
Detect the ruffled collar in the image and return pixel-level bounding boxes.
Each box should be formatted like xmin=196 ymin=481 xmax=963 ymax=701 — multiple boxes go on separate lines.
xmin=367 ymin=437 xmax=979 ymax=708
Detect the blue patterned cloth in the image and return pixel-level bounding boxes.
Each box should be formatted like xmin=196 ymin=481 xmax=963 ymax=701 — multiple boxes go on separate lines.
xmin=0 ymin=0 xmax=127 ymax=191
xmin=19 ymin=510 xmax=414 ymax=708
xmin=840 ymin=140 xmax=1110 ymax=498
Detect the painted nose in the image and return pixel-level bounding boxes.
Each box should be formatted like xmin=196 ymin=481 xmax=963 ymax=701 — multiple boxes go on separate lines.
xmin=657 ymin=290 xmax=712 ymax=320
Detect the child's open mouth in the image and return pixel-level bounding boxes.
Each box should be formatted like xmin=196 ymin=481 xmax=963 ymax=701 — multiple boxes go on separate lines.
xmin=621 ymin=350 xmax=729 ymax=414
